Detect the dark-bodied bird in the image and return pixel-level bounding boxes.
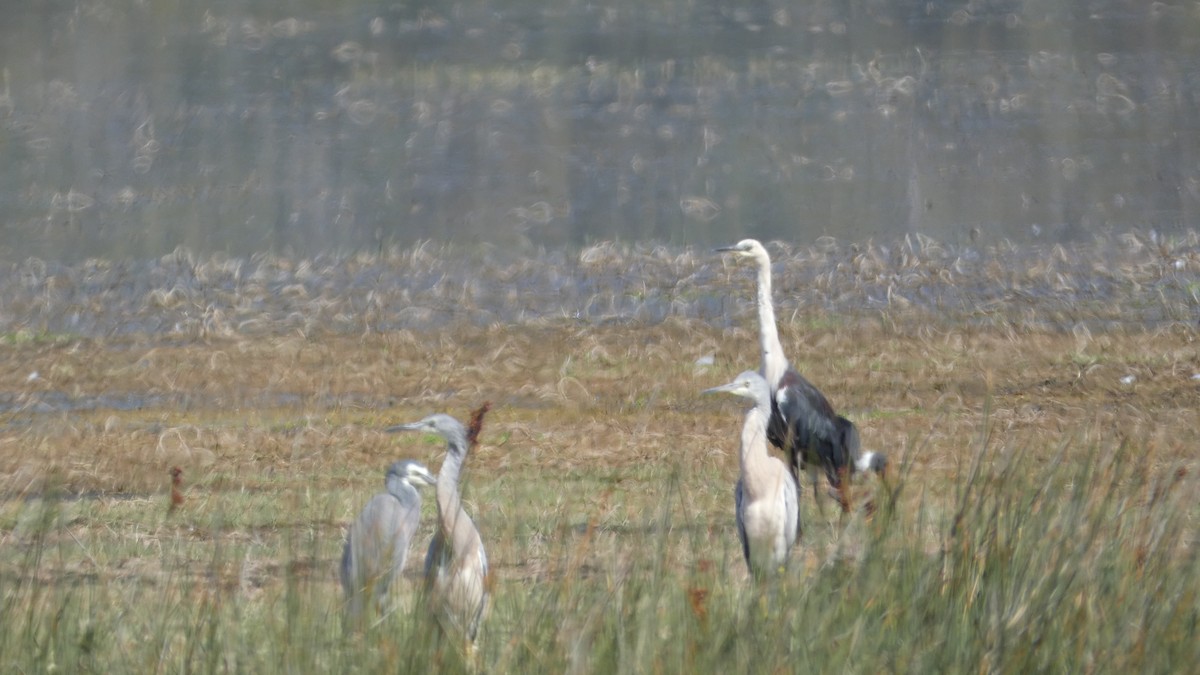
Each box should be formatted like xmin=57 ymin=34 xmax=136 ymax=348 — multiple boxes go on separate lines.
xmin=704 ymin=370 xmax=799 ymax=576
xmin=341 ymin=459 xmax=437 ymax=621
xmin=388 ymin=413 xmax=489 ymax=645
xmin=717 ymin=239 xmax=886 ymax=513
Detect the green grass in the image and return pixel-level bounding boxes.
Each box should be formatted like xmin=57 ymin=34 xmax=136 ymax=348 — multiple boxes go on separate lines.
xmin=2 ymin=431 xmax=1195 ymax=673
xmin=0 ymin=329 xmax=78 ymax=347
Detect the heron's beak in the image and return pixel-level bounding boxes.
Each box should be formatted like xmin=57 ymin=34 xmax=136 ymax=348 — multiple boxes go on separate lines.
xmin=702 ymin=381 xmax=738 ymax=396
xmin=385 ymin=421 xmax=424 ymax=433
xmin=713 ymin=245 xmax=740 ymax=253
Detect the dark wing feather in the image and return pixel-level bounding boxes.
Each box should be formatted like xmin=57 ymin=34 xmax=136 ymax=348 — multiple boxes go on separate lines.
xmin=812 ymin=415 xmax=857 ymax=486
xmin=770 ymin=368 xmax=841 ymax=480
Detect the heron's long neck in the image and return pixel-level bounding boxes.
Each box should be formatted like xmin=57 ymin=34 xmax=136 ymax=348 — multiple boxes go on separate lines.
xmin=738 ymin=403 xmax=775 ymax=498
xmin=388 ymin=473 xmax=417 ymax=499
xmin=386 ymin=476 xmax=419 ymax=506
xmin=755 ymin=257 xmax=788 ymax=387
xmin=436 ymin=442 xmax=479 ymax=552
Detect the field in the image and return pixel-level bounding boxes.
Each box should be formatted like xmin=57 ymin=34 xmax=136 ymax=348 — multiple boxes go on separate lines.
xmin=1 ymin=241 xmax=1198 ymax=672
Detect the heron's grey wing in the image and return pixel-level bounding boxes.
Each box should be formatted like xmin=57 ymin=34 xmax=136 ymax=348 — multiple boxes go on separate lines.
xmin=341 ymin=531 xmax=370 ymax=620
xmin=389 ymin=499 xmax=423 ymax=578
xmin=734 ymin=478 xmax=749 ymax=569
xmin=365 ymin=496 xmax=410 ymax=596
xmin=343 ymin=494 xmax=403 ymax=615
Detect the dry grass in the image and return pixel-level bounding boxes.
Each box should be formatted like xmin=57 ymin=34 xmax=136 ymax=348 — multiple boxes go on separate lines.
xmin=4 ymin=316 xmax=1198 ymax=478
xmin=2 ymin=315 xmax=1195 ymax=552
xmin=0 ymin=275 xmax=1197 ymax=670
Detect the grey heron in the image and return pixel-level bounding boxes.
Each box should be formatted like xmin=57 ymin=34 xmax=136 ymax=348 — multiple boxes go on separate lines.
xmin=388 ymin=413 xmax=490 ymax=643
xmin=341 ymin=459 xmax=437 ymax=620
xmin=704 ymin=370 xmax=800 ymax=576
xmin=716 ymin=239 xmax=886 ymax=513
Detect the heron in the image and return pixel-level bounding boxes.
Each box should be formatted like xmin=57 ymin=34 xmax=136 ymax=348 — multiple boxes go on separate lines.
xmin=704 ymin=370 xmax=799 ymax=576
xmin=388 ymin=413 xmax=489 ymax=643
xmin=716 ymin=239 xmax=886 ymax=513
xmin=341 ymin=459 xmax=437 ymax=621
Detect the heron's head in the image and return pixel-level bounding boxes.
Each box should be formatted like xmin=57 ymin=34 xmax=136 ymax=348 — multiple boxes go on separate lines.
xmin=387 ymin=413 xmax=468 ymax=450
xmin=702 ymin=370 xmax=771 ymax=405
xmin=386 ymin=459 xmax=437 ymax=487
xmin=715 ymin=238 xmax=770 ymax=264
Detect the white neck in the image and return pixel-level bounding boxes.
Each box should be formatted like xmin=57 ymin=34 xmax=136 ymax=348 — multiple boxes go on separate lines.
xmin=754 ymin=255 xmax=788 ymax=387
xmin=437 ymin=450 xmax=461 ymax=518
xmin=436 ymin=446 xmax=479 ymax=554
xmin=738 ymin=403 xmax=775 ymax=499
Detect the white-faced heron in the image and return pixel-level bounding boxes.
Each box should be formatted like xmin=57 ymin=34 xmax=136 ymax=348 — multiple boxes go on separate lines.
xmin=340 ymin=459 xmax=436 ymax=620
xmin=705 ymin=370 xmax=800 ymax=576
xmin=388 ymin=413 xmax=490 ymax=643
xmin=717 ymin=239 xmax=886 ymax=513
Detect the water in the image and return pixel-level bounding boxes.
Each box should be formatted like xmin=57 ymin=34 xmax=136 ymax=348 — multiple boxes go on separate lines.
xmin=0 ymin=1 xmax=1197 ymax=262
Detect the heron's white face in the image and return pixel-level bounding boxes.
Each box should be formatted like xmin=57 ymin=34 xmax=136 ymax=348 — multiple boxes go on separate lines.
xmin=702 ymin=370 xmax=767 ymax=402
xmin=386 ymin=460 xmax=437 ymax=487
xmin=404 ymin=463 xmax=437 ymax=486
xmin=386 ymin=413 xmax=468 ymax=448
xmin=389 ymin=414 xmax=447 ymax=433
xmin=716 ymin=238 xmax=769 ymax=262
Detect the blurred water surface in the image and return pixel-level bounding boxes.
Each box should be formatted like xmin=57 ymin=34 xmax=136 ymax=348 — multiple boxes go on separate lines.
xmin=0 ymin=0 xmax=1198 ymax=263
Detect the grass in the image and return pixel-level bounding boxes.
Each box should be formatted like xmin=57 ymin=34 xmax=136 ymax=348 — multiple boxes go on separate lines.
xmin=0 ymin=317 xmax=1197 ymax=672
xmin=0 ymin=330 xmax=77 ymax=347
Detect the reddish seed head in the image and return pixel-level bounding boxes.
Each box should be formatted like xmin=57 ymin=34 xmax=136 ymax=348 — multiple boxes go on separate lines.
xmin=467 ymin=401 xmax=492 ymax=449
xmin=686 ymin=587 xmax=709 ymax=624
xmin=169 ymin=467 xmax=184 ymax=509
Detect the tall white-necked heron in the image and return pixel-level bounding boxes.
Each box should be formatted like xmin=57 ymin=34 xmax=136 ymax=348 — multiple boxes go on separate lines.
xmin=388 ymin=413 xmax=489 ymax=643
xmin=341 ymin=459 xmax=437 ymax=620
xmin=705 ymin=370 xmax=799 ymax=576
xmin=717 ymin=239 xmax=886 ymax=513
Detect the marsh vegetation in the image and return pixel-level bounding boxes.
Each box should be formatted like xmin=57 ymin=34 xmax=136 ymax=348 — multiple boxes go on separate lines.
xmin=1 ymin=238 xmax=1197 ymax=672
